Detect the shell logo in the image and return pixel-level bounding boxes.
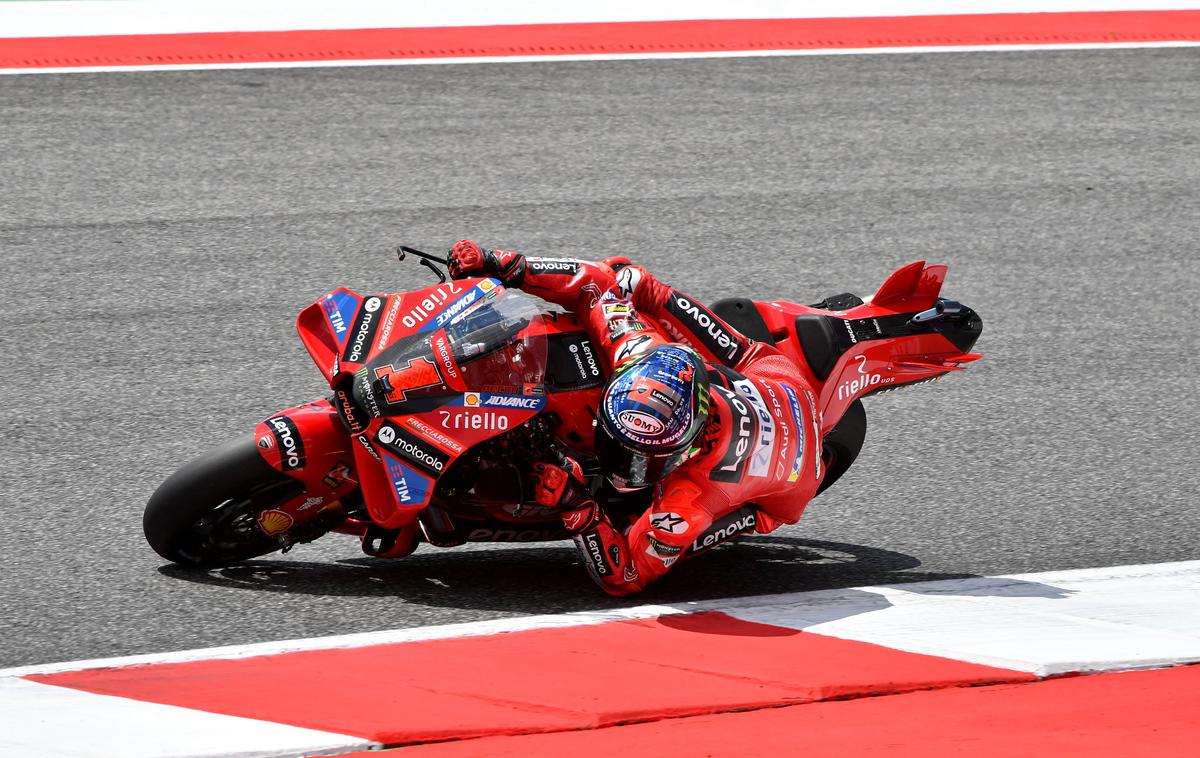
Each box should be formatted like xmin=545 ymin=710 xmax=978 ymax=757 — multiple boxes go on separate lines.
xmin=257 ymin=509 xmax=294 ymax=537
xmin=464 ymin=392 xmax=481 ymax=407
xmin=479 ymin=279 xmax=496 ymax=292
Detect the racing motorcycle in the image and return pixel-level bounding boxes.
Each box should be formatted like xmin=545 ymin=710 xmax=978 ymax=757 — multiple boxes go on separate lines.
xmin=143 ymin=250 xmax=982 ymax=567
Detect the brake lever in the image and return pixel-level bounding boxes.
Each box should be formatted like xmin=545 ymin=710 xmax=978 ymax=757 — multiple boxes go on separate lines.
xmin=397 ymin=245 xmax=450 ymax=283
xmin=420 ymin=258 xmax=447 ymax=283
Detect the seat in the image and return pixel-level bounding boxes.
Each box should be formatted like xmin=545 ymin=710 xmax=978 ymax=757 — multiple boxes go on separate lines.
xmin=793 ymin=315 xmax=844 ymax=381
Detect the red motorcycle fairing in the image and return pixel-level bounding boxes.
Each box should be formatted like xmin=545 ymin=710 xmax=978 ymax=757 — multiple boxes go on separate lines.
xmin=296 ymin=287 xmax=367 ymax=384
xmin=252 ymin=400 xmax=360 ymax=537
xmin=298 ymin=278 xmax=502 ymax=383
xmin=516 ymin=309 xmax=605 ymax=452
xmin=753 ymin=261 xmax=982 ymax=434
xmin=293 ymin=277 xmax=608 ymax=532
xmin=359 ymin=392 xmax=545 ymax=529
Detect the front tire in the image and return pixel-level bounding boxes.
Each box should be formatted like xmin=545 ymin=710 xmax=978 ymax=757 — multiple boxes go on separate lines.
xmin=144 ymin=435 xmax=304 ymax=566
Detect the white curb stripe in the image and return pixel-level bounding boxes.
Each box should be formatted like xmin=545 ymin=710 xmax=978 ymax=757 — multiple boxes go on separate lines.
xmin=0 ymin=678 xmax=375 ymax=758
xmin=717 ymin=560 xmax=1200 ymax=676
xmin=3 ymin=41 xmax=1198 ymax=78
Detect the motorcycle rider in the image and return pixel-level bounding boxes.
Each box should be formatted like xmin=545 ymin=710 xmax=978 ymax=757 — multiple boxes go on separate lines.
xmin=447 ymin=240 xmax=824 ymax=595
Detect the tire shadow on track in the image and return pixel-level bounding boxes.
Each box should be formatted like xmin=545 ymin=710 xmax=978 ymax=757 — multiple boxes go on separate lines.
xmin=155 ymin=537 xmax=1013 ymax=614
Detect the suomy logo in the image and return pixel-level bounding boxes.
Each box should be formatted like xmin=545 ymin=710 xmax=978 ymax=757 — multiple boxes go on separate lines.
xmin=618 ymin=409 xmax=665 ymax=436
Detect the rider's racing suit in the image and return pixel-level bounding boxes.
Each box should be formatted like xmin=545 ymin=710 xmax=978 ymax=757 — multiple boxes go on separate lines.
xmin=479 ymin=251 xmax=824 ymax=595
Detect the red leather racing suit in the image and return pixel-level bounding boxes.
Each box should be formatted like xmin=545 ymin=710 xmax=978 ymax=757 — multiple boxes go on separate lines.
xmin=510 ymin=253 xmax=824 ymax=595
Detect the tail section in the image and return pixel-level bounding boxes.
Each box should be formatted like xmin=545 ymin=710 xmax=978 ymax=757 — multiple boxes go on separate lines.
xmin=869 ymin=260 xmax=948 ymax=311
xmin=753 ymin=262 xmax=983 ymax=433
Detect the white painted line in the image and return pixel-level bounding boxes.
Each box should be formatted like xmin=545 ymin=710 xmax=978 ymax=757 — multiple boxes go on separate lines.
xmin=2 ymin=40 xmax=1197 ymax=77
xmin=3 ymin=0 xmax=1197 ymax=38
xmin=0 ymin=678 xmax=375 ymax=758
xmin=719 ymin=560 xmax=1200 ymax=676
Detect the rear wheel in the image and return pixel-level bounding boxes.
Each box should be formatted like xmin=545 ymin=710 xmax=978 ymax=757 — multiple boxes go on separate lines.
xmin=143 ymin=435 xmax=306 ymax=566
xmin=816 ymin=399 xmax=866 ymax=496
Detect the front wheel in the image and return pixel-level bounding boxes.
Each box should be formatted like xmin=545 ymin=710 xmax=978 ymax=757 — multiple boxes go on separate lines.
xmin=144 ymin=435 xmax=306 ymax=566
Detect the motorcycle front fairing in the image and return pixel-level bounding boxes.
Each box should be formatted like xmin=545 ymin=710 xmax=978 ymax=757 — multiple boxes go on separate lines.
xmin=297 ymin=279 xmax=552 ymax=529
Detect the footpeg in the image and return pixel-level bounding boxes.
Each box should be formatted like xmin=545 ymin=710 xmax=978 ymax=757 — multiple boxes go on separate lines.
xmin=911 ymin=299 xmax=965 ymax=324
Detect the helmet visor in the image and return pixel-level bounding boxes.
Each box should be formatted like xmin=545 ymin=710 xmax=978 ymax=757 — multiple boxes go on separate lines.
xmin=596 ymin=420 xmax=690 ymax=489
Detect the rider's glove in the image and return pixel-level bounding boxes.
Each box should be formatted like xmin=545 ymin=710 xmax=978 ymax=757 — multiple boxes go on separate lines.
xmin=533 ymin=455 xmax=601 ymax=534
xmin=447 ymin=240 xmax=526 ymax=285
xmin=600 ymin=255 xmax=634 ymax=273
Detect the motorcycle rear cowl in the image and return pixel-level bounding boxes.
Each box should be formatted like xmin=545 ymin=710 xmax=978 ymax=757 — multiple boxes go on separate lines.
xmin=718 ymin=261 xmax=982 ymax=432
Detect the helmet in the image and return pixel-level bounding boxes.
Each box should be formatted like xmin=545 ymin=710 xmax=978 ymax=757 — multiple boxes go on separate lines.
xmin=596 ymin=345 xmax=711 ymax=490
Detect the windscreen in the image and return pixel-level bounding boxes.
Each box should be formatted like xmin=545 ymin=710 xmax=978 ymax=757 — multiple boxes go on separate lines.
xmin=443 ymin=289 xmax=548 ymax=394
xmin=354 ymin=288 xmax=549 ymax=416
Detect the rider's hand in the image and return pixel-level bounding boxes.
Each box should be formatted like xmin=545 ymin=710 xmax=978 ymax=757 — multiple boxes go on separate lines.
xmin=447 ymin=240 xmax=527 ymax=285
xmin=447 ymin=240 xmax=492 ymax=280
xmin=533 ymin=456 xmax=601 ymax=534
xmin=600 ymin=255 xmax=634 ymax=273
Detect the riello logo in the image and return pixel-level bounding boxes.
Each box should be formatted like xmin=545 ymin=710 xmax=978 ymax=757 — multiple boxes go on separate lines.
xmin=837 ymin=355 xmax=894 ymax=401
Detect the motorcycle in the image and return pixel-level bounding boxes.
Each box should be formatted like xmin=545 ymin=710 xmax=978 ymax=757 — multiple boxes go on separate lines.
xmin=143 ymin=250 xmax=983 ymax=568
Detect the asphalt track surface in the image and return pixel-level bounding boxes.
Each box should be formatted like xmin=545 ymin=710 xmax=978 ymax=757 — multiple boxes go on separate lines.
xmin=2 ymin=48 xmax=1198 ymax=668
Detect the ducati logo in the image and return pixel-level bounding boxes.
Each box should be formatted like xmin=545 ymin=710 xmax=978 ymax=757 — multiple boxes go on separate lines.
xmin=257 ymin=436 xmax=274 ymax=450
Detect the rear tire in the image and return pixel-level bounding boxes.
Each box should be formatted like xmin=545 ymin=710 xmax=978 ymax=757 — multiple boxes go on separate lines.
xmin=143 ymin=435 xmax=304 ymax=566
xmin=816 ymin=399 xmax=866 ymax=496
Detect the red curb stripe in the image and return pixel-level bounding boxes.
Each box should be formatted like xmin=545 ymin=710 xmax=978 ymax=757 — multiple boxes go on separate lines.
xmin=3 ymin=11 xmax=1199 ymax=70
xmin=26 ymin=612 xmax=1033 ymax=745
xmin=337 ymin=664 xmax=1200 ymax=757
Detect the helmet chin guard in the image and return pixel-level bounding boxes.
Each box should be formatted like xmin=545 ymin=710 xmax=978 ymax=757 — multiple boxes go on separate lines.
xmin=596 ymin=345 xmax=711 ymax=488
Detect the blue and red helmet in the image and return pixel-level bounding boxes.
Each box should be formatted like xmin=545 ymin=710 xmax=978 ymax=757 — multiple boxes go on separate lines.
xmin=596 ymin=345 xmax=711 ymax=489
